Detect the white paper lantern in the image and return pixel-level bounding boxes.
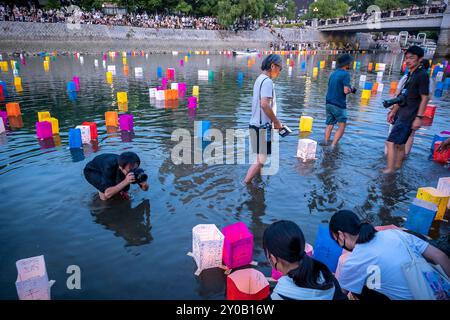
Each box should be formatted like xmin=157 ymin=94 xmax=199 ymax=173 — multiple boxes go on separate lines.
xmin=0 ymin=118 xmax=5 ymax=134
xmin=171 ymin=83 xmax=178 ymax=90
xmin=15 ymin=255 xmax=53 ymax=300
xmin=102 ymin=60 xmax=106 ymax=69
xmin=377 ymin=63 xmax=386 ymax=71
xmin=155 ymin=90 xmax=165 ymax=101
xmin=134 ymin=67 xmax=143 ymax=76
xmin=359 ymin=75 xmax=366 ymax=82
xmin=188 ymin=224 xmax=225 ymax=276
xmin=377 ymin=83 xmax=384 ymax=92
xmin=207 ymin=58 xmax=210 ymax=65
xmin=437 ymin=177 xmax=450 ymax=209
xmin=331 ymin=61 xmax=336 ymax=69
xmin=149 ymin=88 xmax=157 ymax=98
xmin=172 ymin=51 xmax=178 ymax=56
xmin=75 ymin=125 xmax=91 ymax=144
xmin=94 ymin=59 xmax=99 ymax=67
xmin=107 ymin=65 xmax=116 ymax=75
xmin=198 ymin=70 xmax=209 ymax=78
xmin=79 ymin=56 xmax=84 ymax=64
xmin=296 ymin=139 xmax=317 ymax=162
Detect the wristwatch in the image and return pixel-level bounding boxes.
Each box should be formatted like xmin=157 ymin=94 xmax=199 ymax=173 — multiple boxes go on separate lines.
xmin=416 ymin=115 xmax=424 ymax=119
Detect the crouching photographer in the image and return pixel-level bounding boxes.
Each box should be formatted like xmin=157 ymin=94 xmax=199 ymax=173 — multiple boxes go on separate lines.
xmin=84 ymin=152 xmax=149 ymax=200
xmin=384 ymin=46 xmax=430 ymax=174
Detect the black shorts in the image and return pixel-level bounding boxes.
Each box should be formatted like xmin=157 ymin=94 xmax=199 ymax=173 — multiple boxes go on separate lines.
xmin=387 ymin=120 xmax=412 ymax=145
xmin=249 ymin=125 xmax=272 ymax=155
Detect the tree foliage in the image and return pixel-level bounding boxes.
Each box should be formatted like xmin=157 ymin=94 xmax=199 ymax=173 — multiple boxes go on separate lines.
xmin=308 ymin=0 xmax=349 ymax=19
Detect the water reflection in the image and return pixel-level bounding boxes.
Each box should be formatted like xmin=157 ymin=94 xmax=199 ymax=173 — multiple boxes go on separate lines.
xmin=90 ymin=197 xmax=153 ymax=247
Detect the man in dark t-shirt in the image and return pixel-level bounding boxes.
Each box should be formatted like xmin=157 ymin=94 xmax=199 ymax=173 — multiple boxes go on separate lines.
xmin=385 ymin=46 xmax=429 ymax=174
xmin=84 ymin=152 xmax=149 ymax=200
xmin=325 ymin=53 xmax=354 ymax=147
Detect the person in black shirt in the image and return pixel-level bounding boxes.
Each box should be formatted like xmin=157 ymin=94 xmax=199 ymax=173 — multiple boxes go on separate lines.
xmin=84 ymin=152 xmax=149 ymax=200
xmin=384 ymin=46 xmax=429 ymax=174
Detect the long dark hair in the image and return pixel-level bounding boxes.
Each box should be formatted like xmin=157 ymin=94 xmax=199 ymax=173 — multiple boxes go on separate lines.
xmin=329 ymin=210 xmax=377 ymax=244
xmin=263 ymin=220 xmax=334 ymax=290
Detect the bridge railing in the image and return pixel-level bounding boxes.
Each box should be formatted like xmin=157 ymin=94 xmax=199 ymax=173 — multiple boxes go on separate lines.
xmin=309 ymin=4 xmax=447 ymax=28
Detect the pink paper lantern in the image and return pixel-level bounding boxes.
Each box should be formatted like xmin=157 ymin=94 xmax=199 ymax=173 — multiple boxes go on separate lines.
xmin=119 ymin=114 xmax=134 ymax=132
xmin=161 ymin=77 xmax=168 ymax=89
xmin=222 ymin=222 xmax=253 ymax=269
xmin=178 ymin=82 xmax=187 ymax=97
xmin=180 ymin=59 xmax=184 ymax=66
xmin=187 ymin=96 xmax=197 ymax=109
xmin=36 ymin=121 xmax=53 ymax=139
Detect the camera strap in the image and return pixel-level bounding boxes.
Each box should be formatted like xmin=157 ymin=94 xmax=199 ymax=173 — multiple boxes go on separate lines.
xmin=258 ymin=76 xmax=273 ymax=127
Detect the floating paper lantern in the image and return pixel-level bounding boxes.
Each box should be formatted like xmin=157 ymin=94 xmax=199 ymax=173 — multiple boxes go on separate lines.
xmin=117 ymin=92 xmax=128 ymax=104
xmin=424 ymin=105 xmax=437 ymax=119
xmin=105 ymin=111 xmax=118 ymax=127
xmin=75 ymin=125 xmax=91 ymax=144
xmin=119 ymin=114 xmax=134 ymax=132
xmin=226 ymin=269 xmax=269 ymax=300
xmin=38 ymin=111 xmax=51 ymax=122
xmin=296 ymin=139 xmax=317 ymax=162
xmin=6 ymin=102 xmax=21 ymax=117
xmin=36 ymin=121 xmax=52 ymax=139
xmin=73 ymin=76 xmax=80 ymax=91
xmin=82 ymin=122 xmax=98 ymax=140
xmin=437 ymin=177 xmax=450 ymax=209
xmin=188 ymin=224 xmax=225 ymax=276
xmin=405 ymin=198 xmax=437 ymax=235
xmin=193 ymin=85 xmax=199 ymax=97
xmin=299 ymin=116 xmax=313 ymax=132
xmin=313 ymin=224 xmax=343 ymax=273
xmin=188 ymin=96 xmax=197 ymax=109
xmin=69 ymin=128 xmax=82 ymax=149
xmin=49 ymin=117 xmax=59 ymax=135
xmin=222 ymin=222 xmax=253 ymax=269
xmin=416 ymin=187 xmax=449 ymax=221
xmin=433 ymin=141 xmax=450 ymax=164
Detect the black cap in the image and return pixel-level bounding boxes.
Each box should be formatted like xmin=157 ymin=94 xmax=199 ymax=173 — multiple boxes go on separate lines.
xmin=337 ymin=53 xmax=353 ymax=68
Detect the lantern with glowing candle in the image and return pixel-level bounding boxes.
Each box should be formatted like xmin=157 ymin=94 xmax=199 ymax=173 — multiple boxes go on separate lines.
xmin=226 ymin=269 xmax=270 ymax=300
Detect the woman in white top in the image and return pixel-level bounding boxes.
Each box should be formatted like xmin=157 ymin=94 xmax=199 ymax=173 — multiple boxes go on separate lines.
xmin=329 ymin=210 xmax=450 ymax=300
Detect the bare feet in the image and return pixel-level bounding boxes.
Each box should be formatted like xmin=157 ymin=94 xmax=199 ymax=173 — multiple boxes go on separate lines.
xmin=382 ymin=168 xmax=395 ymax=174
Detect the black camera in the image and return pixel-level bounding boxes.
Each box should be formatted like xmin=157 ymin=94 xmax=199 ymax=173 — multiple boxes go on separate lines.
xmin=279 ymin=124 xmax=292 ymax=137
xmin=383 ymin=89 xmax=408 ymax=109
xmin=350 ymin=87 xmax=357 ymax=94
xmin=131 ymin=168 xmax=148 ymax=184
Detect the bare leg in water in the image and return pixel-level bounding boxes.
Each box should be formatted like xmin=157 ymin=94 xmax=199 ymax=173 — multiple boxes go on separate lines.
xmin=331 ymin=122 xmax=346 ymax=147
xmin=244 ymin=154 xmax=267 ymax=184
xmin=324 ymin=125 xmax=334 ymax=145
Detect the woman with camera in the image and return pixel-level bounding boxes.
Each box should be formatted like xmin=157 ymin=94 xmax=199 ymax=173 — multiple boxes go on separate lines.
xmin=243 ymin=54 xmax=284 ymax=185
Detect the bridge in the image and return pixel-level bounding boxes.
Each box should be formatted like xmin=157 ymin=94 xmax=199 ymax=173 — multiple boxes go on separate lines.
xmin=309 ymin=5 xmax=450 ymax=57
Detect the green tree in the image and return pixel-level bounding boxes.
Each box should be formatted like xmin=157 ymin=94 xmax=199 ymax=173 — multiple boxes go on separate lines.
xmin=175 ymin=0 xmax=193 ymax=14
xmin=309 ymin=0 xmax=349 ymax=19
xmin=374 ymin=0 xmax=401 ymax=11
xmin=45 ymin=0 xmax=62 ymax=9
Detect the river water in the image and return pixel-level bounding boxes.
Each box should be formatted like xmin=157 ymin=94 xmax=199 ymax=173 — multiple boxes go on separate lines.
xmin=0 ymin=52 xmax=448 ymax=299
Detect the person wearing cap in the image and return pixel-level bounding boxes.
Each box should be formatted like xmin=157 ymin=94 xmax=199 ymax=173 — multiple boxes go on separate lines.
xmin=384 ymin=45 xmax=429 ymax=174
xmin=324 ymin=53 xmax=354 ymax=147
xmin=244 ymin=54 xmax=284 ymax=184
